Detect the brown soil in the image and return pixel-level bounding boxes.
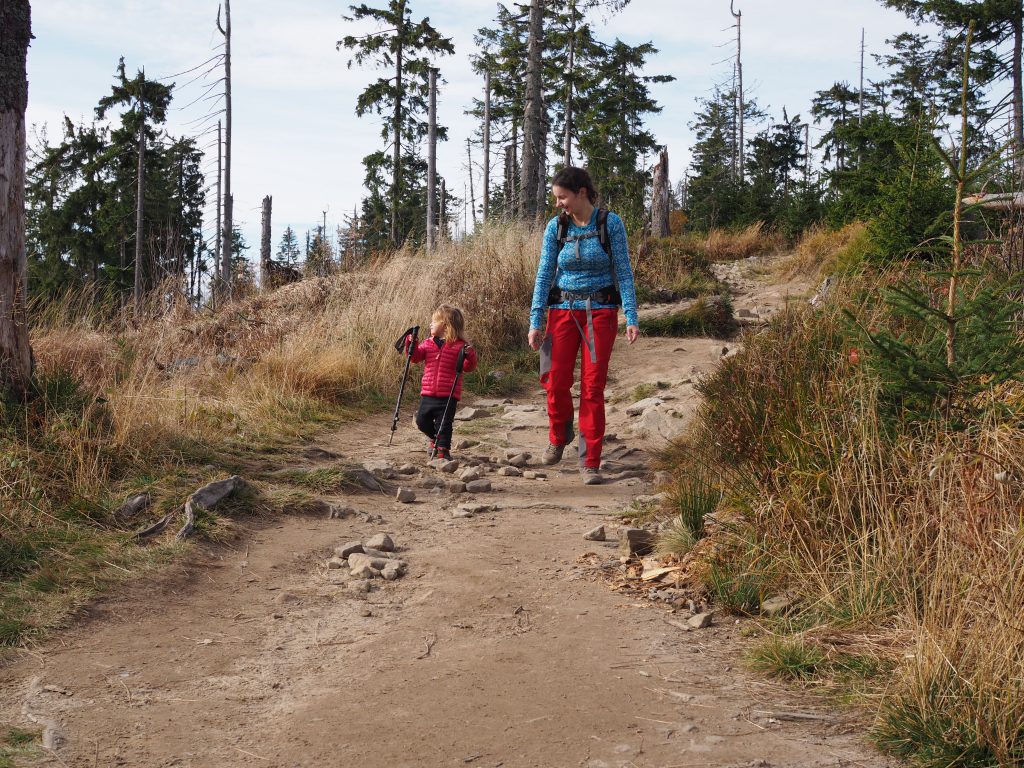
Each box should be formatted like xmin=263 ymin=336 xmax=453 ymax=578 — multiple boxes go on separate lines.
xmin=0 ymin=260 xmax=895 ymax=768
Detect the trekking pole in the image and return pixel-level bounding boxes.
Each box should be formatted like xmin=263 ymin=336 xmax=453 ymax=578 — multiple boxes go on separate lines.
xmin=389 ymin=326 xmax=419 ymax=446
xmin=430 ymin=344 xmax=469 ymax=460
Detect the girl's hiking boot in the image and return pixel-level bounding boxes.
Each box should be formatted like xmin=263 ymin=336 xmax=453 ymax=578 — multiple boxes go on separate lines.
xmin=435 ymin=447 xmax=452 ymax=460
xmin=582 ymin=466 xmax=602 ymax=485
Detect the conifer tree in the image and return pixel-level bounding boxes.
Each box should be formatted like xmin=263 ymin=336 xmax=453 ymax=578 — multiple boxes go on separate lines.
xmin=276 ymin=226 xmax=301 ymax=267
xmin=574 ymin=39 xmax=673 ymax=229
xmin=339 ymin=1 xmax=454 ymax=247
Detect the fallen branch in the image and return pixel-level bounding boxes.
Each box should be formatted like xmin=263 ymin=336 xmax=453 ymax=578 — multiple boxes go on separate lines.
xmin=177 ymin=476 xmax=244 ymax=540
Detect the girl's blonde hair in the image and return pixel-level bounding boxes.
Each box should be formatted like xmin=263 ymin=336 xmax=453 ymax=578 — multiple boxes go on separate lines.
xmin=432 ymin=304 xmax=466 ymax=342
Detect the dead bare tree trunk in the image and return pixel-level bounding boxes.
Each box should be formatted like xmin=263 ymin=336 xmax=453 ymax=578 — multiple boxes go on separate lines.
xmin=0 ymin=0 xmax=33 ymax=398
xmin=650 ymin=147 xmax=670 ymax=238
xmin=519 ymin=0 xmax=545 ymax=221
xmin=466 ymin=138 xmax=477 ymax=229
xmin=483 ymin=70 xmax=491 ymax=223
xmin=133 ymin=81 xmax=146 ymax=317
xmin=439 ymin=178 xmax=447 ymax=241
xmin=217 ymin=1 xmax=233 ymax=294
xmin=504 ymin=144 xmax=515 ymax=219
xmin=427 ymin=67 xmax=437 ymax=250
xmin=731 ymin=0 xmax=744 ymax=184
xmin=392 ymin=0 xmax=407 ymax=246
xmin=214 ymin=119 xmax=222 ymax=305
xmin=260 ymin=195 xmax=272 ymax=290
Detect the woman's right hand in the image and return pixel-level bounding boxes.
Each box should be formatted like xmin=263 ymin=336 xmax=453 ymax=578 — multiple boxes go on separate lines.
xmin=528 ymin=328 xmax=543 ymax=350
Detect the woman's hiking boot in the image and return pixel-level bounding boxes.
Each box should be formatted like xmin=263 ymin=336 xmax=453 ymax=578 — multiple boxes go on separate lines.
xmin=542 ymin=443 xmax=566 ymax=465
xmin=582 ymin=466 xmax=602 ymax=485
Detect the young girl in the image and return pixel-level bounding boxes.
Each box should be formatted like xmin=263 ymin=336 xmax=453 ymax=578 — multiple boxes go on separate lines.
xmin=407 ymin=304 xmax=478 ymax=460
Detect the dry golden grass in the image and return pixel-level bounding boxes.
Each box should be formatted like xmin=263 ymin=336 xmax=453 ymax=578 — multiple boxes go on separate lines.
xmin=702 ymin=222 xmax=784 ymax=261
xmin=1 ymin=222 xmax=539 ymax=645
xmin=775 ymin=221 xmax=870 ymax=279
xmin=657 ymin=275 xmax=1024 ymax=765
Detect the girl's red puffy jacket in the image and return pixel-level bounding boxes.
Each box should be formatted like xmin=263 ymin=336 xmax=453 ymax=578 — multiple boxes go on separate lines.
xmin=410 ymin=337 xmax=478 ymax=400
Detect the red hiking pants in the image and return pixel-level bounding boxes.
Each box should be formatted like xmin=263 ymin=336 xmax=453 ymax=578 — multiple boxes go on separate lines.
xmin=542 ymin=308 xmax=618 ymax=468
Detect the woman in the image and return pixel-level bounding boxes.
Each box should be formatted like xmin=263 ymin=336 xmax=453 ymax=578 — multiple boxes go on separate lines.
xmin=527 ymin=166 xmax=639 ymax=485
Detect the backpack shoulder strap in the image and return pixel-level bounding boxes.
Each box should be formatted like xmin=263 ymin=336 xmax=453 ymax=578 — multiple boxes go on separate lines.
xmin=556 ymin=213 xmax=570 ymax=251
xmin=597 ymin=209 xmax=618 ymax=288
xmin=596 ymin=209 xmax=611 ymax=257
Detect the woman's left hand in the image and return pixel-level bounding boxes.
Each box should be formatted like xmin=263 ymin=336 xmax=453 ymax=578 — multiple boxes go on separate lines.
xmin=625 ymin=325 xmax=639 ymax=344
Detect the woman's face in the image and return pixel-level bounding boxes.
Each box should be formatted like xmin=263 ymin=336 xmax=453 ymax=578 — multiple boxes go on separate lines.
xmin=552 ymin=184 xmax=589 ymax=217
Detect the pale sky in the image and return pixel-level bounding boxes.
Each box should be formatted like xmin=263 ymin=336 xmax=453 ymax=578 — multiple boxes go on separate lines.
xmin=26 ymin=0 xmax=927 ymax=254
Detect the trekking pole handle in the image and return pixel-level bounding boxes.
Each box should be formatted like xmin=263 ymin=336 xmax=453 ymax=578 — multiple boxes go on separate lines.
xmin=394 ymin=325 xmax=420 ymax=353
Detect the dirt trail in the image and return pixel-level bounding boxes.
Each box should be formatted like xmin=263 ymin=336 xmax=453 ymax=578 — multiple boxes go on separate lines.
xmin=0 ymin=260 xmax=893 ymax=768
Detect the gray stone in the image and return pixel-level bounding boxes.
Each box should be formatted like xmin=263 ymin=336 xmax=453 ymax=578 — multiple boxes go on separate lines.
xmin=397 ymin=463 xmax=418 ymax=475
xmin=458 ymin=467 xmax=483 ymax=483
xmin=583 ymin=525 xmax=606 ymax=542
xmin=440 ymin=459 xmax=460 ymax=473
xmin=365 ymin=533 xmax=395 ymax=552
xmin=688 ymin=612 xmax=714 ymax=629
xmin=633 ymin=493 xmax=669 ymax=507
xmin=363 ymin=459 xmax=397 ymax=478
xmin=274 ymin=591 xmax=300 ymax=605
xmin=349 ymin=469 xmax=385 ymax=492
xmin=349 ymin=553 xmax=391 ymax=570
xmin=452 ymin=507 xmax=474 ymax=519
xmin=327 ymin=557 xmax=347 ymax=570
xmin=465 ymin=479 xmax=492 ymax=493
xmin=328 ymin=505 xmax=357 ymax=520
xmin=455 ymin=439 xmax=477 ymax=450
xmin=454 ymin=407 xmax=490 ymax=421
xmin=456 ymin=503 xmax=491 ymax=517
xmin=504 ymin=447 xmax=522 ymax=459
xmin=301 ymin=446 xmax=339 ymax=461
xmin=497 ymin=466 xmax=522 ymax=477
xmin=447 ymin=481 xmax=467 ymax=494
xmin=507 ymin=452 xmax=531 ymax=468
xmin=619 ymin=527 xmax=656 ymax=557
xmin=626 ymin=397 xmax=664 ymax=417
xmin=350 ymin=563 xmax=379 ymax=579
xmin=334 ymin=541 xmax=364 ymax=559
xmin=419 ymin=476 xmax=446 ymax=489
xmin=348 ymin=581 xmax=372 ymax=594
xmin=381 ymin=563 xmax=402 ymax=581
xmin=361 ymin=547 xmax=396 ymax=560
xmin=396 ymin=487 xmax=416 ymax=503
xmin=523 ymin=471 xmax=546 ymax=480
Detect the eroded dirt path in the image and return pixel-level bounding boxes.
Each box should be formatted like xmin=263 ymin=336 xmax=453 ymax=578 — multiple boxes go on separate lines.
xmin=0 ymin=259 xmax=893 ymax=768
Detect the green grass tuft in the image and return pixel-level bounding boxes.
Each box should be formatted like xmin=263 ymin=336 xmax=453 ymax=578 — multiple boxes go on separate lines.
xmin=639 ymin=295 xmax=736 ymax=339
xmin=748 ymin=635 xmax=827 ymax=680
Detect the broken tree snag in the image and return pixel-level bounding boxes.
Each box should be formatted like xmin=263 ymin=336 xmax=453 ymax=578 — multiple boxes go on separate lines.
xmin=113 ymin=493 xmax=152 ymax=525
xmin=650 ymin=146 xmax=670 ymax=237
xmin=177 ymin=476 xmax=244 ymax=540
xmin=134 ymin=511 xmax=177 ymax=540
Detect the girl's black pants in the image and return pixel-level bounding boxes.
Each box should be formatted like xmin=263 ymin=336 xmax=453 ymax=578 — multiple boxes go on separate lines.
xmin=415 ymin=395 xmax=458 ymax=450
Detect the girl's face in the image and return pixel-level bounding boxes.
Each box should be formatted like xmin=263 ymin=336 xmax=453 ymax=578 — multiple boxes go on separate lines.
xmin=552 ymin=184 xmax=590 ymax=218
xmin=430 ymin=314 xmax=443 ymax=337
